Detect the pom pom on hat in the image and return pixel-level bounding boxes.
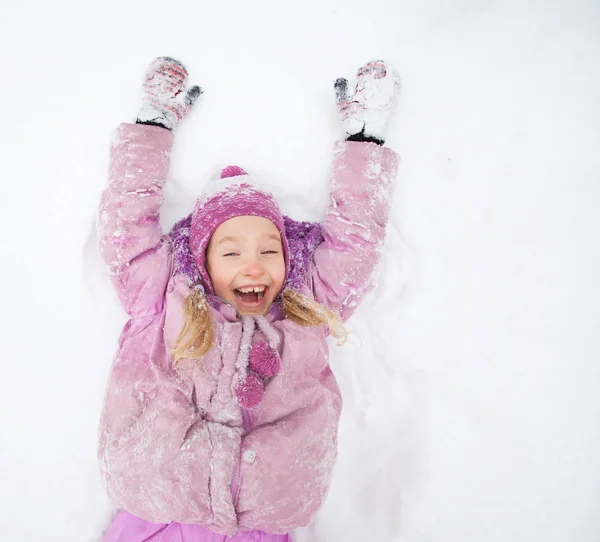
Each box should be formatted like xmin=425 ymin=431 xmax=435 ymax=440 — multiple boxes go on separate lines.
xmin=221 ymin=165 xmax=248 ymax=178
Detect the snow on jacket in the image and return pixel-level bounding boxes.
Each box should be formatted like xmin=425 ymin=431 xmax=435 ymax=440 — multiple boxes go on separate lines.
xmin=97 ymin=123 xmax=399 ymax=536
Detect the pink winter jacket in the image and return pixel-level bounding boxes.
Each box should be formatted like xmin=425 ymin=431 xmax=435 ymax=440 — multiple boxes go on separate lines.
xmin=97 ymin=123 xmax=399 ymax=536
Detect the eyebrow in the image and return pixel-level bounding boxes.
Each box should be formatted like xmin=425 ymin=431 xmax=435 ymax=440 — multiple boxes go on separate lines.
xmin=216 ymin=233 xmax=281 ymax=245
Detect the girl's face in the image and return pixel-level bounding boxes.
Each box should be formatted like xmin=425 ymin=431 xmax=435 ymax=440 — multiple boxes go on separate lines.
xmin=206 ymin=216 xmax=286 ymax=316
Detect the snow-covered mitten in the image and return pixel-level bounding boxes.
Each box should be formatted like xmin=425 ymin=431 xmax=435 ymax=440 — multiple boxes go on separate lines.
xmin=136 ymin=56 xmax=202 ymax=131
xmin=334 ymin=60 xmax=400 ymax=145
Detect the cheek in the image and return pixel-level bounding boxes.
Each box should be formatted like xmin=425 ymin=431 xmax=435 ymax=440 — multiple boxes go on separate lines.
xmin=211 ymin=272 xmax=228 ymax=292
xmin=271 ymin=257 xmax=286 ymax=289
xmin=212 ymin=275 xmax=234 ymax=301
xmin=207 ymin=258 xmax=232 ymax=294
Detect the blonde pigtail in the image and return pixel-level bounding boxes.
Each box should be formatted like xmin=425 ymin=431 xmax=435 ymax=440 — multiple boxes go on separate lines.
xmin=171 ymin=287 xmax=215 ymax=365
xmin=282 ymin=288 xmax=347 ymax=345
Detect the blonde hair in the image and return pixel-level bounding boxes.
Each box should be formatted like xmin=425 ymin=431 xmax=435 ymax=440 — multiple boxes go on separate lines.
xmin=171 ymin=287 xmax=346 ymax=365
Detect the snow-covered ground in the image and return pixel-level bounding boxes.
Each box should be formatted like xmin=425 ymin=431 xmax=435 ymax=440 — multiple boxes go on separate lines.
xmin=1 ymin=0 xmax=599 ymax=540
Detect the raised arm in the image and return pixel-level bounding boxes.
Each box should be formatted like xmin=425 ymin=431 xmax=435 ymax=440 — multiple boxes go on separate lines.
xmin=309 ymin=60 xmax=401 ymax=321
xmin=97 ymin=57 xmax=201 ymax=317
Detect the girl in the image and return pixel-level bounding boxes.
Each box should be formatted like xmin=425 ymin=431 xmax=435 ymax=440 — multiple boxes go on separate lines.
xmin=98 ymin=56 xmax=400 ymax=541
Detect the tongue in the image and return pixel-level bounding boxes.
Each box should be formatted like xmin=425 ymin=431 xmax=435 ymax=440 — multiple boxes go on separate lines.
xmin=238 ymin=291 xmax=259 ymax=303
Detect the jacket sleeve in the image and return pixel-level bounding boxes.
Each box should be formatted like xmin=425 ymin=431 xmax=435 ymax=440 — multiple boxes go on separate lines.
xmin=98 ymin=123 xmax=174 ymax=317
xmin=308 ymin=140 xmax=399 ymax=322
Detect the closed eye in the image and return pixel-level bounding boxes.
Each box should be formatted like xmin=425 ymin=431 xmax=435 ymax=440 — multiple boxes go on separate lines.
xmin=262 ymin=250 xmax=279 ymax=254
xmin=223 ymin=252 xmax=238 ymax=257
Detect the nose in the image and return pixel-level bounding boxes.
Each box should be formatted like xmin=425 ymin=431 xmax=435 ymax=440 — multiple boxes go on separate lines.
xmin=242 ymin=256 xmax=264 ymax=278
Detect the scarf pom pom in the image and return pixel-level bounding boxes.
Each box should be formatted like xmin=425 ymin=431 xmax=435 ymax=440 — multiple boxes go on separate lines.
xmin=249 ymin=341 xmax=281 ymax=378
xmin=235 ymin=373 xmax=264 ymax=408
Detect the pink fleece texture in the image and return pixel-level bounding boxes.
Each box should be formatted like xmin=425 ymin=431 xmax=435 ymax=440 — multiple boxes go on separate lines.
xmin=97 ymin=123 xmax=399 ymax=536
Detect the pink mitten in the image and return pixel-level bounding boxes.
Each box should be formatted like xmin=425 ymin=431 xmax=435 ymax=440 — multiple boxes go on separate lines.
xmin=335 ymin=60 xmax=400 ymax=143
xmin=137 ymin=56 xmax=202 ymax=130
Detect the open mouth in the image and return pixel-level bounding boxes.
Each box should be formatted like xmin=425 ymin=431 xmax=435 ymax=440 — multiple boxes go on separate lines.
xmin=233 ymin=285 xmax=268 ymax=306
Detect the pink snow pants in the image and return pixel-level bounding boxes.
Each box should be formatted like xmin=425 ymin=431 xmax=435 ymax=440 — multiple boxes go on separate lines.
xmin=103 ymin=510 xmax=293 ymax=542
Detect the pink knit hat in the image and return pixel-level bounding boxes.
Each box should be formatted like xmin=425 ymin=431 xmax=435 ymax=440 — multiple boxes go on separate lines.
xmin=189 ymin=166 xmax=290 ymax=294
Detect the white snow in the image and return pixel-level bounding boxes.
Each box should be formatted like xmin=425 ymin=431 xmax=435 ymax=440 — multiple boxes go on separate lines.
xmin=1 ymin=0 xmax=599 ymax=541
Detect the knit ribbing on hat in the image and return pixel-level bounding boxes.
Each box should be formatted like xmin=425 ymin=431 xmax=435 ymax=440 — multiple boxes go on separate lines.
xmin=282 ymin=216 xmax=324 ymax=290
xmin=170 ymin=214 xmax=201 ymax=286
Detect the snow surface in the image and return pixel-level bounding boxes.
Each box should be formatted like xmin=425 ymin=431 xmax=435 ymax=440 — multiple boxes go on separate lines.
xmin=1 ymin=0 xmax=599 ymax=540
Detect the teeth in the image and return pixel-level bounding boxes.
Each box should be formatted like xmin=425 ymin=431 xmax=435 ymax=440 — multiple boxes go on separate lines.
xmin=237 ymin=286 xmax=266 ymax=293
